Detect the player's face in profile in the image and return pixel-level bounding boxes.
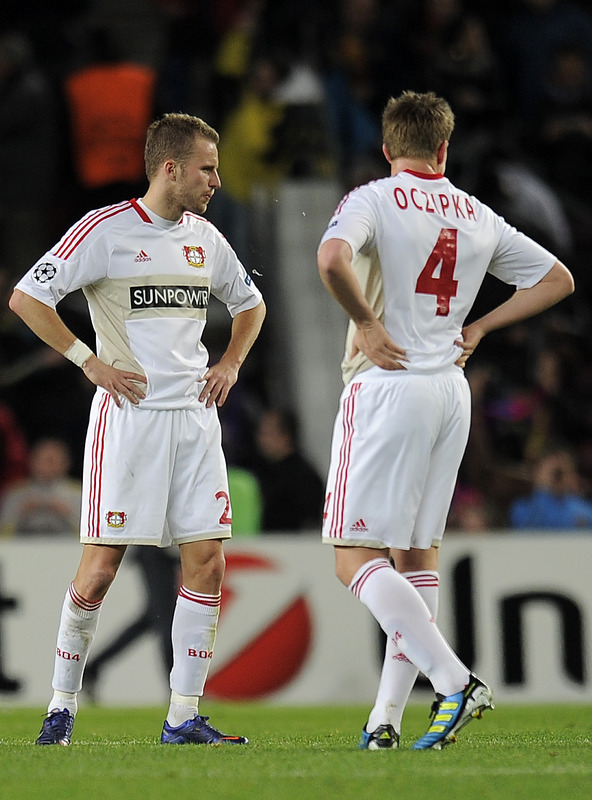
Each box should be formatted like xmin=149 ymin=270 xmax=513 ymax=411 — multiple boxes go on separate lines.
xmin=177 ymin=137 xmax=221 ymax=215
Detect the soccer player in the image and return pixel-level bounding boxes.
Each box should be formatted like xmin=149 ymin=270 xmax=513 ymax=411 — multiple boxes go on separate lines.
xmin=9 ymin=112 xmax=266 ymax=746
xmin=317 ymin=91 xmax=574 ymax=750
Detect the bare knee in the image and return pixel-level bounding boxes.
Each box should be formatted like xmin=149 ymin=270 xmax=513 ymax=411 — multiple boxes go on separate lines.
xmin=76 ymin=565 xmax=118 ymax=600
xmin=180 ymin=541 xmax=225 ymax=594
xmin=73 ymin=544 xmax=126 ymax=601
xmin=391 ymin=545 xmax=439 ymax=573
xmin=335 ymin=559 xmax=353 ymax=587
xmin=334 ymin=545 xmax=389 ymax=588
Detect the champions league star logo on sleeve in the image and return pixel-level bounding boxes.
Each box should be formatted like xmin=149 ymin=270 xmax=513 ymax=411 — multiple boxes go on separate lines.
xmin=32 ymin=262 xmax=58 ymax=283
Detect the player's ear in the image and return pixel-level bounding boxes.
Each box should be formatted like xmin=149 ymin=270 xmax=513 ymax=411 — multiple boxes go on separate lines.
xmin=382 ymin=143 xmax=392 ymax=164
xmin=437 ymin=141 xmax=448 ymax=172
xmin=164 ymin=159 xmax=178 ymax=180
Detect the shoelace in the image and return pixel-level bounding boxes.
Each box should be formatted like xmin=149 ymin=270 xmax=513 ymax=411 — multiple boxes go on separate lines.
xmin=193 ymin=715 xmax=223 ymax=740
xmin=40 ymin=710 xmax=73 ymax=741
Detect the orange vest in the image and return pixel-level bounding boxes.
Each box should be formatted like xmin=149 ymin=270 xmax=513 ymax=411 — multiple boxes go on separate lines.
xmin=65 ymin=62 xmax=156 ymax=188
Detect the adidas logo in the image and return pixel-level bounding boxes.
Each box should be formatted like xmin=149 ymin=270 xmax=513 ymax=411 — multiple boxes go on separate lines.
xmin=349 ymin=518 xmax=368 ymax=532
xmin=134 ymin=250 xmax=152 ymax=262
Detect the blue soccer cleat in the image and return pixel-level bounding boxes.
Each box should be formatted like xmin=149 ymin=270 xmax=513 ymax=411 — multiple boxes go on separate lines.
xmin=161 ymin=714 xmax=248 ymax=745
xmin=36 ymin=708 xmax=75 ymax=746
xmin=358 ymin=723 xmax=400 ymax=750
xmin=412 ymin=674 xmax=494 ymax=750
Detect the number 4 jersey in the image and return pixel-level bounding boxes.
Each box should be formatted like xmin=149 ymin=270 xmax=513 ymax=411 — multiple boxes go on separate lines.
xmin=319 ymin=169 xmax=556 ymax=383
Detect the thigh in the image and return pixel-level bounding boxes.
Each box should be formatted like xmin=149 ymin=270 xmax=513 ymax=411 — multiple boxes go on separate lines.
xmin=167 ymin=407 xmax=233 ymax=545
xmin=411 ymin=373 xmax=471 ymax=548
xmin=323 ymin=374 xmax=443 ymax=550
xmin=81 ymin=393 xmax=173 ymax=545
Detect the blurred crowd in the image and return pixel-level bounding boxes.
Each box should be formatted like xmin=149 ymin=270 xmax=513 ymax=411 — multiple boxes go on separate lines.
xmin=2 ymin=0 xmax=592 ymax=533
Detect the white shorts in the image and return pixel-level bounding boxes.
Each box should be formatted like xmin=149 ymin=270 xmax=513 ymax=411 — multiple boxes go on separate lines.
xmin=80 ymin=390 xmax=232 ymax=546
xmin=322 ymin=367 xmax=471 ymax=551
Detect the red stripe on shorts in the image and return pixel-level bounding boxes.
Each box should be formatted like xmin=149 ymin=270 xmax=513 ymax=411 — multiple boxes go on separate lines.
xmin=88 ymin=393 xmax=111 ymax=538
xmin=329 ymin=382 xmax=361 ymax=539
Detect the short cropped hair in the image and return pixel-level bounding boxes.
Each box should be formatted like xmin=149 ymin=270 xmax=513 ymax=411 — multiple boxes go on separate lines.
xmin=382 ymin=91 xmax=455 ymax=161
xmin=144 ymin=113 xmax=220 ymax=179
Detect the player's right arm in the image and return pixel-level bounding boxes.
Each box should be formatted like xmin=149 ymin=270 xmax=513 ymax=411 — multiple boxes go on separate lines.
xmin=9 ymin=289 xmax=146 ymax=407
xmin=455 ymin=260 xmax=574 ymax=367
xmin=317 ymin=238 xmax=407 ymax=370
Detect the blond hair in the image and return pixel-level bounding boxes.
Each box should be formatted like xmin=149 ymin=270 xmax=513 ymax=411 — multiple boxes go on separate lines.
xmin=144 ymin=113 xmax=219 ymax=179
xmin=382 ymin=91 xmax=455 ymax=161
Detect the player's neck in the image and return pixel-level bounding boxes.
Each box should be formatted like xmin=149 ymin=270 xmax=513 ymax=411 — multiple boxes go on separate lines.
xmin=140 ymin=187 xmax=183 ymax=222
xmin=390 ymin=157 xmax=442 ymax=177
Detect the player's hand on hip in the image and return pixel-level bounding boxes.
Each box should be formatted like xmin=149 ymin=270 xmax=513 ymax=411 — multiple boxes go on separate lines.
xmin=352 ymin=322 xmax=408 ymax=370
xmin=454 ymin=323 xmax=485 ymax=368
xmin=199 ymin=361 xmax=239 ymax=408
xmin=83 ymin=356 xmax=147 ymax=407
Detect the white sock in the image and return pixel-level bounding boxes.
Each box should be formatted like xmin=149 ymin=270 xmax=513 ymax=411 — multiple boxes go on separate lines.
xmin=166 ymin=691 xmax=200 ymax=728
xmin=49 ymin=583 xmax=103 ymax=714
xmin=167 ymin=587 xmax=220 ymax=725
xmin=47 ymin=690 xmax=78 ymax=717
xmin=367 ymin=570 xmax=439 ymax=734
xmin=349 ymin=558 xmax=468 ymax=697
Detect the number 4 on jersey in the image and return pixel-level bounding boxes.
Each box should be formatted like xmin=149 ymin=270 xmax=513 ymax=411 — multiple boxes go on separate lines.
xmin=415 ymin=228 xmax=458 ymax=316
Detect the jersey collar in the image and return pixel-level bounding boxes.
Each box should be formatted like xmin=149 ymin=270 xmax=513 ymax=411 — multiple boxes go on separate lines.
xmin=402 ymin=169 xmax=445 ymax=180
xmin=131 ymin=198 xmax=180 ymax=229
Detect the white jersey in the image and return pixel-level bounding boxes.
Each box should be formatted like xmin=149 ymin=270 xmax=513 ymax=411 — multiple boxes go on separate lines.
xmin=319 ymin=170 xmax=557 ymax=383
xmin=15 ymin=198 xmax=262 ymax=409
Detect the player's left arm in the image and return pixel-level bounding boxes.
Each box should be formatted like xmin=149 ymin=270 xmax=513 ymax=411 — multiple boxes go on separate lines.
xmin=199 ymin=299 xmax=266 ymax=408
xmin=455 ymin=260 xmax=574 ymax=367
xmin=318 ymin=238 xmax=407 ymax=370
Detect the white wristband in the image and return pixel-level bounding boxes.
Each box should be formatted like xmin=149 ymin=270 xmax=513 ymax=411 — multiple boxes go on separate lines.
xmin=64 ymin=339 xmax=94 ymax=368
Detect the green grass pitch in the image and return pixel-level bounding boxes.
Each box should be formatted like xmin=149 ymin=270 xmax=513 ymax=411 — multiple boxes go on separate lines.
xmin=1 ymin=703 xmax=591 ymax=800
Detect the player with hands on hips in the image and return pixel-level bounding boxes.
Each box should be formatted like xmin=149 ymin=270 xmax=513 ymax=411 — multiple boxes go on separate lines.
xmin=10 ymin=112 xmax=265 ymax=746
xmin=317 ymin=90 xmax=574 ymax=751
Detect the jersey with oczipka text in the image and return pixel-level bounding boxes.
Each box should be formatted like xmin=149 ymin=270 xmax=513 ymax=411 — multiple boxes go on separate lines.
xmin=319 ymin=169 xmax=556 ymax=384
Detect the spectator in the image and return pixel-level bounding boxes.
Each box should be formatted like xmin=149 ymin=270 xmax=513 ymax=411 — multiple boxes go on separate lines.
xmin=320 ymin=0 xmax=387 ymax=175
xmin=63 ymin=26 xmax=156 ymax=213
xmin=210 ymin=53 xmax=288 ymax=267
xmin=534 ymin=41 xmax=592 ymax=204
xmin=209 ymin=0 xmax=264 ymax=129
xmin=501 ymin=0 xmax=592 ymax=125
xmin=253 ymin=407 xmax=324 ymax=532
xmin=424 ymin=13 xmax=508 ymax=192
xmin=0 ymin=437 xmax=81 ymax=536
xmin=510 ymin=448 xmax=592 ymax=529
xmin=0 ymin=32 xmax=58 ymax=275
xmin=0 ymin=401 xmax=29 ymax=498
xmin=427 ymin=13 xmax=507 ymax=131
xmin=447 ymin=486 xmax=493 ymax=533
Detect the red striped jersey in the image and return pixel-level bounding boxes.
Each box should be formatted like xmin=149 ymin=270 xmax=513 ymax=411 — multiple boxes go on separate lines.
xmin=16 ymin=199 xmax=262 ymax=409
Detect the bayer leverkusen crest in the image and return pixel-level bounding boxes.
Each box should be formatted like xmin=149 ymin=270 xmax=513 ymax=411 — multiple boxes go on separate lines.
xmin=183 ymin=245 xmax=206 ymax=268
xmin=105 ymin=511 xmax=127 ymax=528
